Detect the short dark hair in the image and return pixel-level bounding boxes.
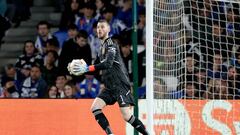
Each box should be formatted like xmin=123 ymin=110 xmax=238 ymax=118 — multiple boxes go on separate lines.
xmin=67 ymin=23 xmax=78 ymax=30
xmin=100 ymin=5 xmax=116 ymax=15
xmin=120 ymin=29 xmax=131 ymax=46
xmin=24 ymin=40 xmax=34 ymax=45
xmin=46 ymin=50 xmax=59 ymax=61
xmin=4 ymin=64 xmax=15 ymax=71
xmin=186 ymin=53 xmax=199 ymax=61
xmin=31 ymin=64 xmax=42 ymax=72
xmin=139 ymin=9 xmax=145 ymax=16
xmin=76 ymin=30 xmax=88 ymax=39
xmin=46 ymin=38 xmax=59 ymax=48
xmin=37 ymin=21 xmax=51 ymax=29
xmin=84 ymin=2 xmax=96 ymax=10
xmin=56 ymin=73 xmax=67 ymax=79
xmin=23 ymin=40 xmax=38 ymax=54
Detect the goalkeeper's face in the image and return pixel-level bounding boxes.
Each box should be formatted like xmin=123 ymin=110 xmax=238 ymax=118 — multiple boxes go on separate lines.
xmin=97 ymin=22 xmax=110 ymax=40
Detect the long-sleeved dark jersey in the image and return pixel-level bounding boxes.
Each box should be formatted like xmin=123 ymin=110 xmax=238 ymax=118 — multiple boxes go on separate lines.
xmin=94 ymin=37 xmax=131 ymax=91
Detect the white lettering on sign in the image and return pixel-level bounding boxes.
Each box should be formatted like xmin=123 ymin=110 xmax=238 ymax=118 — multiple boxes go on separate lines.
xmin=233 ymin=122 xmax=240 ymax=135
xmin=202 ymin=100 xmax=232 ymax=135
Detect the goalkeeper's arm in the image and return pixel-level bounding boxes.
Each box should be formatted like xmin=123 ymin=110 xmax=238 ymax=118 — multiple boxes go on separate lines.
xmin=87 ymin=44 xmax=116 ymax=72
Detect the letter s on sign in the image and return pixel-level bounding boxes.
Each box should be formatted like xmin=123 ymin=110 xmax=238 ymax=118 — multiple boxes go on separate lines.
xmin=202 ymin=100 xmax=232 ymax=135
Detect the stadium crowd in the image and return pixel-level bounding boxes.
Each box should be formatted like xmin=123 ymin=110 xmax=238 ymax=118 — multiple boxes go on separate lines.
xmin=0 ymin=0 xmax=146 ymax=98
xmin=167 ymin=0 xmax=240 ymax=99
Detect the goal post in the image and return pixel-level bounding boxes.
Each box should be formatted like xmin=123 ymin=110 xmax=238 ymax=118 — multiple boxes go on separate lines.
xmin=146 ymin=0 xmax=154 ymax=134
xmin=146 ymin=0 xmax=186 ymax=134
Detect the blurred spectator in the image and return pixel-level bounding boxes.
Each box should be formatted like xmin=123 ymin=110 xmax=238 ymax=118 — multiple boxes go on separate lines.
xmin=226 ymin=5 xmax=240 ymax=37
xmin=55 ymin=23 xmax=78 ymax=55
xmin=170 ymin=83 xmax=199 ymax=99
xmin=63 ymin=82 xmax=78 ymax=98
xmin=42 ymin=51 xmax=59 ymax=86
xmin=95 ymin=0 xmax=109 ymax=20
xmin=45 ymin=38 xmax=61 ymax=65
xmin=76 ymin=74 xmax=100 ymax=98
xmin=154 ymin=78 xmax=167 ymax=99
xmin=56 ymin=24 xmax=78 ymax=75
xmin=62 ymin=0 xmax=83 ymax=24
xmin=137 ymin=0 xmax=145 ymax=13
xmin=231 ymin=48 xmax=240 ymax=70
xmin=35 ymin=21 xmax=57 ymax=55
xmin=1 ymin=79 xmax=19 ymax=98
xmin=194 ymin=69 xmax=207 ymax=97
xmin=117 ymin=0 xmax=132 ymax=27
xmin=210 ymin=1 xmax=225 ymax=21
xmin=15 ymin=40 xmax=44 ymax=71
xmin=58 ymin=30 xmax=92 ymax=76
xmin=1 ymin=64 xmax=25 ymax=91
xmin=226 ymin=4 xmax=240 ymax=52
xmin=226 ymin=66 xmax=240 ymax=99
xmin=75 ymin=2 xmax=96 ymax=35
xmin=204 ymin=22 xmax=229 ymax=60
xmin=101 ymin=4 xmax=127 ymax=35
xmin=189 ymin=3 xmax=211 ymax=44
xmin=137 ymin=10 xmax=145 ymax=45
xmin=89 ymin=21 xmax=101 ymax=62
xmin=120 ymin=37 xmax=133 ymax=83
xmin=45 ymin=85 xmax=59 ymax=98
xmin=56 ymin=0 xmax=82 ymax=47
xmin=20 ymin=65 xmax=47 ymax=98
xmin=55 ymin=74 xmax=68 ymax=98
xmin=20 ymin=67 xmax=31 ymax=80
xmin=184 ymin=83 xmax=198 ymax=99
xmin=67 ymin=23 xmax=78 ymax=40
xmin=203 ymin=79 xmax=232 ymax=99
xmin=207 ymin=52 xmax=227 ymax=79
xmin=181 ymin=53 xmax=199 ymax=83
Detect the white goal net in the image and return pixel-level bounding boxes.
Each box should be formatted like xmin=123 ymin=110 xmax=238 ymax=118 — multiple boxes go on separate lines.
xmin=146 ymin=0 xmax=240 ymax=134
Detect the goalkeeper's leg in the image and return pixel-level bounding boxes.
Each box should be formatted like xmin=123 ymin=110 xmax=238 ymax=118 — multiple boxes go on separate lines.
xmin=120 ymin=106 xmax=149 ymax=135
xmin=91 ymin=98 xmax=113 ymax=135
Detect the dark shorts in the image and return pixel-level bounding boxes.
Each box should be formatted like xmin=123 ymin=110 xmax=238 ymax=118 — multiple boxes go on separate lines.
xmin=97 ymin=84 xmax=135 ymax=107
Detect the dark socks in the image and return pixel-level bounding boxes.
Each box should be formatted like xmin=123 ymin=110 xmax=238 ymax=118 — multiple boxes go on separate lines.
xmin=128 ymin=115 xmax=149 ymax=135
xmin=92 ymin=109 xmax=113 ymax=134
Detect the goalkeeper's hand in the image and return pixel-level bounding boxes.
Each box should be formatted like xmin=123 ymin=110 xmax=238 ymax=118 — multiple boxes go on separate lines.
xmin=67 ymin=59 xmax=88 ymax=76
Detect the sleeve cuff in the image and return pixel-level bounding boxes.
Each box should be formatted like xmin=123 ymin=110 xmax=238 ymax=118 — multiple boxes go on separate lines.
xmin=88 ymin=65 xmax=95 ymax=72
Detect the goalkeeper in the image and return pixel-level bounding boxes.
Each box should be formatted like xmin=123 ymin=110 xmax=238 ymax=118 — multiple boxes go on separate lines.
xmin=68 ymin=19 xmax=148 ymax=135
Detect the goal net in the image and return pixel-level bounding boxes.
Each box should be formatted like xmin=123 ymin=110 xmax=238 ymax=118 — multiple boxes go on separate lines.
xmin=145 ymin=0 xmax=240 ymax=134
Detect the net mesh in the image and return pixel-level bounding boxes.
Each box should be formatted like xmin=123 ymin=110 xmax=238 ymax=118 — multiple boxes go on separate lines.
xmin=149 ymin=0 xmax=240 ymax=134
xmin=153 ymin=0 xmax=240 ymax=100
xmin=153 ymin=0 xmax=185 ymax=99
